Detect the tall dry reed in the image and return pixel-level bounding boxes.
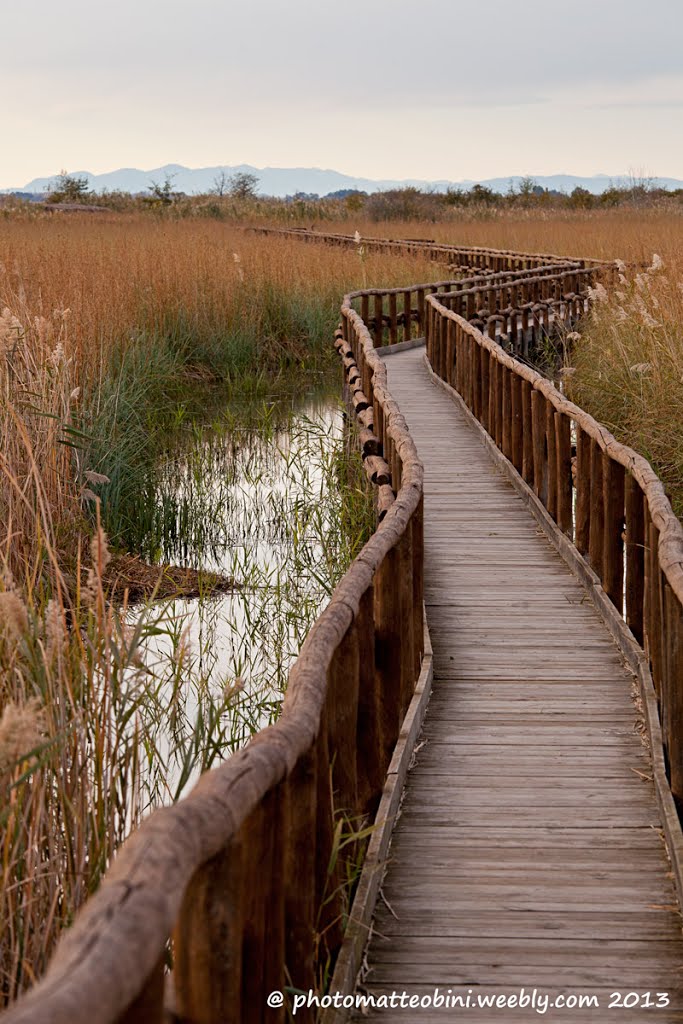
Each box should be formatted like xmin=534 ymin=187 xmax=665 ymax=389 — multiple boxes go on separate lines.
xmin=0 ymin=216 xmax=435 ymax=1003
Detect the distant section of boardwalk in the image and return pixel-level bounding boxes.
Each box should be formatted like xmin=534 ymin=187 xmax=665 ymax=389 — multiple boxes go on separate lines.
xmin=354 ymin=347 xmax=683 ymax=1022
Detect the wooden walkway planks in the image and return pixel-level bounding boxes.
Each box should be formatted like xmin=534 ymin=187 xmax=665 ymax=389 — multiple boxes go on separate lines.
xmin=353 ymin=347 xmax=683 ymax=1022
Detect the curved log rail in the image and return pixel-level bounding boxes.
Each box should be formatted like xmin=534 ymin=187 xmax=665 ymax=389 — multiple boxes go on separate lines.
xmin=4 ymin=234 xmax=681 ymax=1024
xmin=3 ymin=283 xmax=426 ymax=1023
xmin=250 ymin=225 xmax=608 ymax=272
xmin=424 ymin=291 xmax=683 ymax=812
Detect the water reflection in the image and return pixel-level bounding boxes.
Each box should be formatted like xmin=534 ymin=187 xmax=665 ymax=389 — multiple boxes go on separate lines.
xmin=130 ymin=373 xmax=363 ymax=800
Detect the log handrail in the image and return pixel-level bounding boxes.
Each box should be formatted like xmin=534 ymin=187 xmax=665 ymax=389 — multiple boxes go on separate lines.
xmin=250 ymin=225 xmax=608 ymax=269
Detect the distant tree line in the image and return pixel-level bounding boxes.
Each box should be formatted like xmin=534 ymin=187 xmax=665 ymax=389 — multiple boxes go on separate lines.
xmin=6 ymin=170 xmax=683 ymax=222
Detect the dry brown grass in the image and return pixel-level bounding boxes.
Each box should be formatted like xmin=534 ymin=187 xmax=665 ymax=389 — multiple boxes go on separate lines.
xmin=0 ymin=214 xmax=437 ymax=1004
xmin=317 ymin=208 xmax=683 ymax=263
xmin=2 ymin=206 xmax=682 ymax=1003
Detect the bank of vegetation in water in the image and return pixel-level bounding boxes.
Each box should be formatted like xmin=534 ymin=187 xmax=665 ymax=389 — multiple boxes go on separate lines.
xmin=0 ymin=217 xmax=436 ymax=1002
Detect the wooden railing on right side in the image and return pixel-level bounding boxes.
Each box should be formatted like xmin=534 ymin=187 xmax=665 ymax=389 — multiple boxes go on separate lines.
xmin=345 ymin=264 xmax=611 ymax=360
xmin=425 ymin=295 xmax=683 ymax=807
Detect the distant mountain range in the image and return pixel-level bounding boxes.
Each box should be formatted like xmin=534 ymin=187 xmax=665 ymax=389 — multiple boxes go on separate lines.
xmin=4 ymin=164 xmax=683 ymax=198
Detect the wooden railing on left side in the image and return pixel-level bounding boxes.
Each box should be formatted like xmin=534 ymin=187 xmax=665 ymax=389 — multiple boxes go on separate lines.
xmin=3 ymin=301 xmax=425 ymax=1024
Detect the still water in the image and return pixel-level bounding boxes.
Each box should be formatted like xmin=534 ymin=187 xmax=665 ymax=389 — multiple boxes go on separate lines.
xmin=127 ymin=373 xmax=367 ymax=803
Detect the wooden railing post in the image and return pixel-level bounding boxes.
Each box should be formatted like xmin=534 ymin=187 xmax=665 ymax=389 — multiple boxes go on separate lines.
xmin=665 ymin=587 xmax=683 ymax=808
xmin=412 ymin=495 xmax=425 ymax=678
xmin=647 ymin=523 xmax=664 ymax=701
xmin=446 ymin=317 xmax=455 ymax=386
xmin=495 ymin=361 xmax=504 ymax=448
xmin=602 ymin=455 xmax=625 ymax=610
xmin=501 ymin=366 xmax=512 ymax=460
xmin=355 ymin=586 xmax=384 ymax=817
xmin=555 ymin=412 xmax=573 ymax=536
xmin=575 ymin=427 xmax=591 ymax=556
xmin=510 ymin=373 xmax=522 ymax=473
xmin=374 ymin=543 xmax=403 ymax=769
xmin=403 ymin=290 xmax=412 ymax=343
xmin=315 ymin=712 xmax=345 ymax=969
xmin=397 ymin=521 xmax=415 ymax=717
xmin=480 ymin=347 xmax=490 ymax=433
xmin=546 ymin=401 xmax=558 ymax=520
xmin=417 ymin=288 xmax=425 ymax=334
xmin=174 ymin=839 xmax=245 ymax=1022
xmin=530 ymin=390 xmax=546 ymax=502
xmin=373 ymin=294 xmax=383 ymax=348
xmin=521 ymin=379 xmax=533 ymax=483
xmin=588 ymin=439 xmax=604 ymax=578
xmin=389 ymin=292 xmax=397 ymax=345
xmin=625 ymin=474 xmax=645 ymax=644
xmin=327 ymin=620 xmax=361 ymax=818
xmin=284 ymin=748 xmax=318 ymax=1017
xmin=241 ymin=787 xmax=287 ymax=1023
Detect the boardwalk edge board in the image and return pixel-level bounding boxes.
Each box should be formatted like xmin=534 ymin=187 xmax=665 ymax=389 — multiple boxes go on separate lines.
xmin=319 ymin=615 xmax=434 ymax=1024
xmin=424 ymin=354 xmax=683 ymax=906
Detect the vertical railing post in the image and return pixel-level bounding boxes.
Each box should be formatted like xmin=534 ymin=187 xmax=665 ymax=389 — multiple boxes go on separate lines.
xmin=246 ymin=786 xmax=287 ymax=1023
xmin=625 ymin=475 xmax=645 ymax=644
xmin=521 ymin=379 xmax=533 ymax=484
xmin=501 ymin=366 xmax=512 ymax=460
xmin=417 ymin=288 xmax=425 ymax=335
xmin=389 ymin=292 xmax=398 ymax=345
xmin=315 ymin=711 xmax=344 ymax=969
xmin=284 ymin=748 xmax=318 ymax=1019
xmin=602 ymin=455 xmax=625 ymax=610
xmin=555 ymin=412 xmax=573 ymax=536
xmin=546 ymin=401 xmax=558 ymax=520
xmin=174 ymin=839 xmax=245 ymax=1023
xmin=398 ymin=523 xmax=415 ymax=717
xmin=326 ymin=620 xmax=360 ymax=818
xmin=374 ymin=544 xmax=403 ymax=769
xmin=665 ymin=588 xmax=683 ymax=809
xmin=446 ymin=318 xmax=455 ymax=386
xmin=373 ymin=294 xmax=383 ymax=348
xmin=575 ymin=428 xmax=591 ymax=556
xmin=494 ymin=361 xmax=503 ymax=449
xmin=588 ymin=439 xmax=604 ymax=579
xmin=412 ymin=495 xmax=425 ymax=678
xmin=510 ymin=373 xmax=522 ymax=472
xmin=530 ymin=390 xmax=546 ymax=502
xmin=355 ymin=586 xmax=383 ymax=817
xmin=403 ymin=290 xmax=412 ymax=344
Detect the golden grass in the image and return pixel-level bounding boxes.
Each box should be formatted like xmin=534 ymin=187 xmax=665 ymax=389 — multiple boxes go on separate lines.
xmin=0 ymin=215 xmax=437 ymax=1003
xmin=316 ymin=208 xmax=683 ymax=263
xmin=1 ymin=206 xmax=682 ymax=1003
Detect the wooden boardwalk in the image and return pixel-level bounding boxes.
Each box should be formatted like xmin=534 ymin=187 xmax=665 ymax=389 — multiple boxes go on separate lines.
xmin=354 ymin=347 xmax=683 ymax=1022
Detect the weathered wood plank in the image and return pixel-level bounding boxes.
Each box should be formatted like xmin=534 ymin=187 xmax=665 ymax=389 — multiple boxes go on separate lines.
xmin=350 ymin=347 xmax=683 ymax=1022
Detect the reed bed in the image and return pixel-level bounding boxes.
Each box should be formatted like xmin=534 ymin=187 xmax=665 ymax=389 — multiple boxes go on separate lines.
xmin=0 ymin=217 xmax=430 ymax=1003
xmin=3 ymin=206 xmax=681 ymax=1003
xmin=278 ymin=210 xmax=683 ymax=514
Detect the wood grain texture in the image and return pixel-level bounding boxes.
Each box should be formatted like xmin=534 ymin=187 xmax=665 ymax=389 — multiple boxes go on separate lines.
xmin=352 ymin=348 xmax=683 ymax=1022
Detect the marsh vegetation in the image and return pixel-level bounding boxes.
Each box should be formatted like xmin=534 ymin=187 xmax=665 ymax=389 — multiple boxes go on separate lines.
xmin=1 ymin=206 xmax=682 ymax=1002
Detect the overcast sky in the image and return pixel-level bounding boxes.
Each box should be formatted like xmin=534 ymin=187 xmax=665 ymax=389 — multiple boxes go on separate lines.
xmin=2 ymin=0 xmax=682 ymax=188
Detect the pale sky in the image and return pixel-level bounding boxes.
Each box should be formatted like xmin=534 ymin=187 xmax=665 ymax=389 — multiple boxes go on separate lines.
xmin=2 ymin=0 xmax=683 ymax=188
